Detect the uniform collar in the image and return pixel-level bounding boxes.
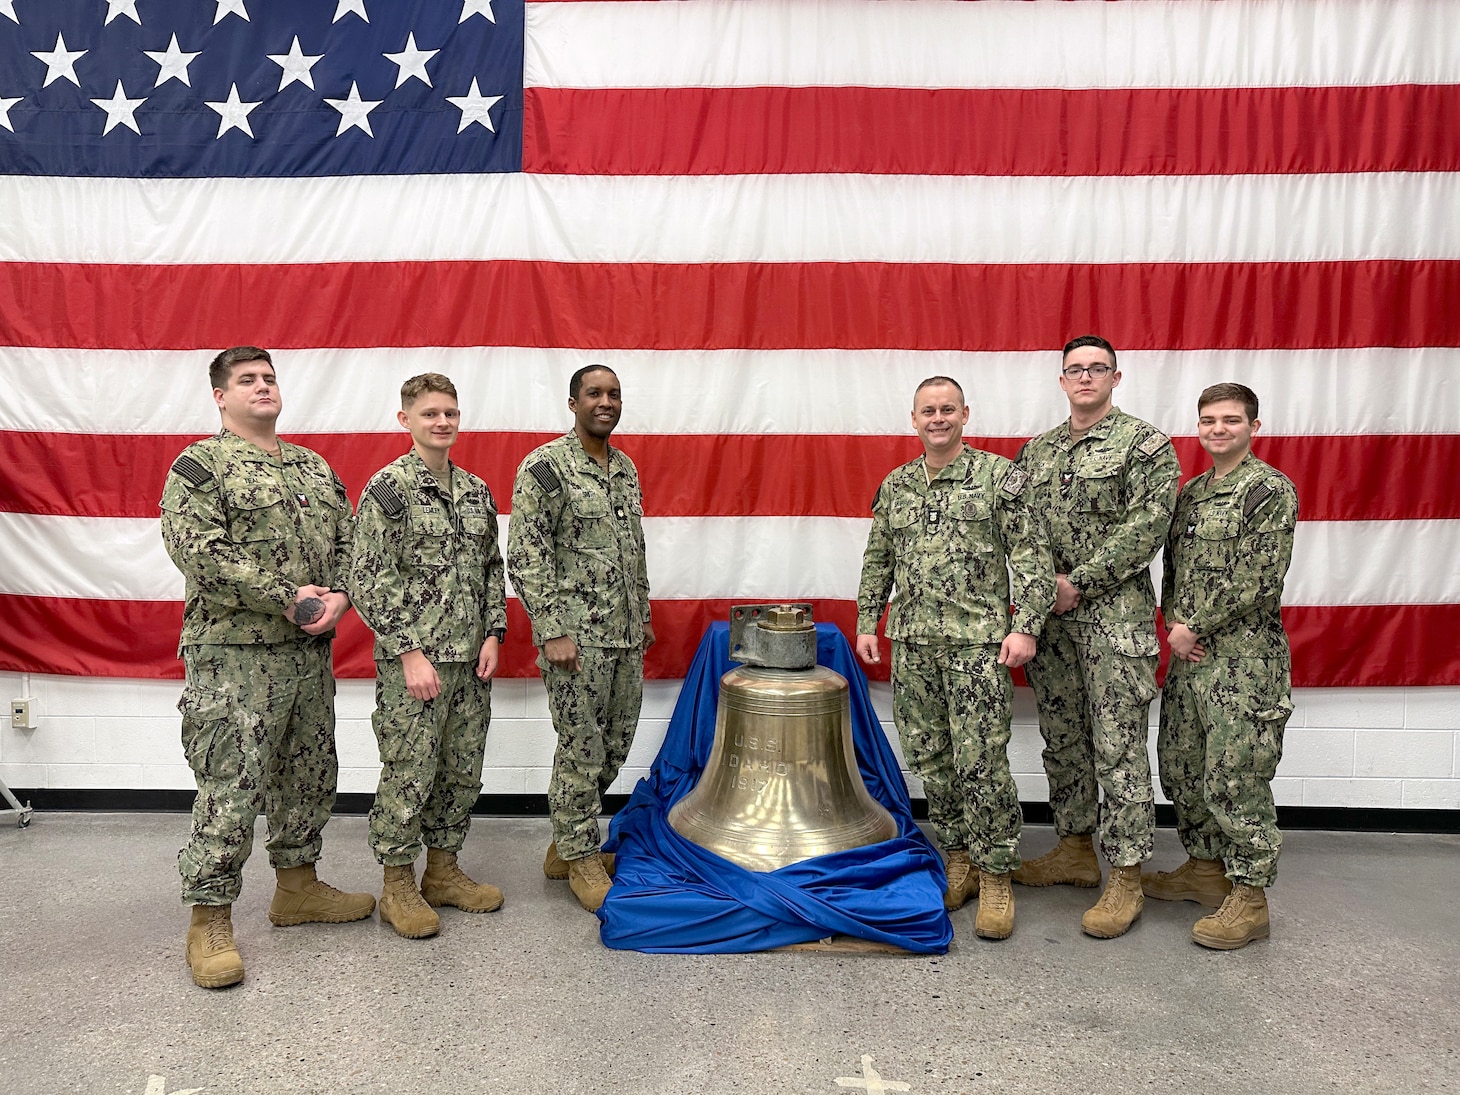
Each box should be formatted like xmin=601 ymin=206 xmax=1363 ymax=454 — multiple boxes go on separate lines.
xmin=217 ymin=427 xmax=303 ymax=464
xmin=921 ymin=444 xmax=975 ymax=483
xmin=565 ymin=430 xmax=623 ymax=476
xmin=403 ymin=448 xmax=459 ymax=498
xmin=1058 ymin=406 xmax=1123 ymax=448
xmin=1207 ymin=451 xmax=1262 ymax=494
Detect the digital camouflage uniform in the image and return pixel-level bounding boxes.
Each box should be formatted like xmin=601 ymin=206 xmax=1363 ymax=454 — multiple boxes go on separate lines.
xmin=1159 ymin=452 xmax=1297 ymax=888
xmin=1017 ymin=408 xmax=1181 ymax=866
xmin=160 ymin=430 xmax=353 ymax=906
xmin=506 ymin=433 xmax=651 ymax=861
xmin=348 ymin=451 xmax=508 ymax=867
xmin=857 ymin=447 xmax=1055 ymax=874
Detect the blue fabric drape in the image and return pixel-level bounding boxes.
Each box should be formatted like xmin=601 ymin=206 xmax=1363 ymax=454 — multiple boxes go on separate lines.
xmin=599 ymin=622 xmax=952 ymax=954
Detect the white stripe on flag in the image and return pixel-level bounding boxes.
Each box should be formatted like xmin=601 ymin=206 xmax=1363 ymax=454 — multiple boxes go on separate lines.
xmin=4 ymin=512 xmax=1457 ymax=608
xmin=524 ymin=0 xmax=1460 ymax=90
xmin=3 ymin=347 xmax=1456 ymax=438
xmin=7 ymin=173 xmax=1460 ymax=264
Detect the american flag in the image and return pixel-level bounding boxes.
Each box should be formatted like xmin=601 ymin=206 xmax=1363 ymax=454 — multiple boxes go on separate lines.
xmin=1 ymin=0 xmax=1457 ymax=688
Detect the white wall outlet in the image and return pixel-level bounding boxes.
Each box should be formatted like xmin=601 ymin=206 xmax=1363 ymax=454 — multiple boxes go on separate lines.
xmin=11 ymin=698 xmax=36 ymax=729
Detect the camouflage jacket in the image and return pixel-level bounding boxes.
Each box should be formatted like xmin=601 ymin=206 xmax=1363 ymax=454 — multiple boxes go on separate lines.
xmin=1162 ymin=452 xmax=1297 ymax=658
xmin=506 ymin=432 xmax=650 ymax=649
xmin=348 ymin=451 xmax=508 ymax=663
xmin=159 ymin=429 xmax=352 ymax=651
xmin=1017 ymin=407 xmax=1180 ymax=654
xmin=857 ymin=446 xmax=1055 ymax=645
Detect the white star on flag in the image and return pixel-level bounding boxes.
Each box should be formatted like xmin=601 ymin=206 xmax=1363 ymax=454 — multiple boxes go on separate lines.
xmin=143 ymin=34 xmax=201 ymax=88
xmin=212 ymin=0 xmax=247 ymax=24
xmin=324 ymin=81 xmax=382 ymax=137
xmin=459 ymin=0 xmax=496 ymax=23
xmin=266 ymin=36 xmax=323 ymax=92
xmin=445 ymin=78 xmax=503 ymax=133
xmin=0 ymin=96 xmax=21 ymax=132
xmin=104 ymin=0 xmax=142 ymax=25
xmin=0 ymin=0 xmax=19 ymax=23
xmin=90 ymin=81 xmax=146 ymax=136
xmin=31 ymin=33 xmax=87 ymax=88
xmin=333 ymin=0 xmax=368 ymax=23
xmin=205 ymin=83 xmax=261 ymax=138
xmin=383 ymin=32 xmax=438 ymax=88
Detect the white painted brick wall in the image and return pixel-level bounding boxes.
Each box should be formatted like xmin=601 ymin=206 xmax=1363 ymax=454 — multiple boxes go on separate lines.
xmin=2 ymin=670 xmax=1457 ymax=811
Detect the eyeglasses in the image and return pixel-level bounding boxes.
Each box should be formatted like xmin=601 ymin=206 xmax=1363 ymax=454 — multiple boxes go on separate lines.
xmin=1062 ymin=364 xmax=1114 ymax=379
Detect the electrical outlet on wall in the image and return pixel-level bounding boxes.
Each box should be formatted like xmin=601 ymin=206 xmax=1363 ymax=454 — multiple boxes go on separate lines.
xmin=10 ymin=698 xmax=36 ymax=729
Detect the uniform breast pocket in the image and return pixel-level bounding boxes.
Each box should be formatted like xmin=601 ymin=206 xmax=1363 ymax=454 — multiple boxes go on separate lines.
xmin=1075 ymin=455 xmax=1126 ymax=515
xmin=1191 ymin=513 xmax=1241 ymax=570
xmin=571 ymin=492 xmax=614 ymax=547
xmin=889 ymin=503 xmax=920 ymax=538
xmin=227 ymin=489 xmax=288 ymax=543
xmin=410 ymin=514 xmax=455 ymax=568
xmin=948 ymin=495 xmax=994 ymax=553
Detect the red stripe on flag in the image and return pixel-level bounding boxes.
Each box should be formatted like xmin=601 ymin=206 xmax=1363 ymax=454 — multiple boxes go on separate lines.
xmin=5 ymin=260 xmax=1459 ymax=352
xmin=525 ymin=85 xmax=1460 ymax=177
xmin=1 ymin=595 xmax=1456 ymax=687
xmin=5 ymin=430 xmax=1457 ymax=523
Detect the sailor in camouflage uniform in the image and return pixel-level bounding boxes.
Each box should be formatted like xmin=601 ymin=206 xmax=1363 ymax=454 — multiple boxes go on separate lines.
xmin=348 ymin=373 xmax=509 ymax=940
xmin=506 ymin=365 xmax=652 ymax=913
xmin=1013 ymin=335 xmax=1181 ymax=940
xmin=1145 ymin=382 xmax=1297 ymax=950
xmin=856 ymin=377 xmax=1054 ymax=941
xmin=160 ymin=347 xmax=375 ymax=990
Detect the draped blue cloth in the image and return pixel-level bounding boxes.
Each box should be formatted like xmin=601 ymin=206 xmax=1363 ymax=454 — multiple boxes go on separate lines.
xmin=599 ymin=622 xmax=952 ymax=953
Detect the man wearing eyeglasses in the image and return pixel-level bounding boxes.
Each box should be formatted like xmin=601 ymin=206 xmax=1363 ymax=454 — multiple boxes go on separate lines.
xmin=1012 ymin=334 xmax=1180 ymax=940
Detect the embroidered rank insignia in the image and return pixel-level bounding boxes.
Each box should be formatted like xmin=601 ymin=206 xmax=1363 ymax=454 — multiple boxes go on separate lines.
xmin=1243 ymin=481 xmax=1276 ymax=521
xmin=1187 ymin=522 xmax=1197 ymax=536
xmin=1136 ymin=431 xmax=1171 ymax=459
xmin=926 ymin=506 xmax=942 ymax=527
xmin=1060 ymin=471 xmax=1074 ymax=491
xmin=614 ymin=505 xmax=627 ymax=521
xmin=529 ymin=461 xmax=562 ymax=495
xmin=296 ymin=493 xmax=310 ymax=508
xmin=171 ymin=454 xmax=213 ymax=488
xmin=1000 ymin=467 xmax=1029 ymax=498
xmin=367 ymin=479 xmax=407 ymax=521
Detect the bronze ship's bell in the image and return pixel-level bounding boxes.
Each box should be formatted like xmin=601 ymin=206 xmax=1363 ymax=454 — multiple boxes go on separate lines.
xmin=668 ymin=604 xmax=898 ymax=871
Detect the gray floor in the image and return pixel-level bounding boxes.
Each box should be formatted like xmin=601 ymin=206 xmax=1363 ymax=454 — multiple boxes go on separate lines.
xmin=0 ymin=815 xmax=1456 ymax=1095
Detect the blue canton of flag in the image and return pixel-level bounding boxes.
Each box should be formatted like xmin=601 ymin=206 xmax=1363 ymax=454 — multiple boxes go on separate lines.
xmin=0 ymin=0 xmax=523 ymax=176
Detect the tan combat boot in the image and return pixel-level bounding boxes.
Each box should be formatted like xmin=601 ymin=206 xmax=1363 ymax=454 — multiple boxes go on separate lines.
xmin=420 ymin=848 xmax=503 ymax=913
xmin=1192 ymin=883 xmax=1270 ymax=950
xmin=567 ymin=851 xmax=613 ymax=912
xmin=942 ymin=849 xmax=979 ymax=911
xmin=974 ymin=871 xmax=1015 ymax=940
xmin=185 ymin=904 xmax=245 ymax=989
xmin=1081 ymin=864 xmax=1144 ymax=938
xmin=1012 ymin=834 xmax=1102 ymax=888
xmin=1142 ymin=856 xmax=1232 ymax=908
xmin=544 ymin=840 xmax=615 ymax=881
xmin=379 ymin=864 xmax=441 ymax=939
xmin=268 ymin=863 xmax=376 ymax=926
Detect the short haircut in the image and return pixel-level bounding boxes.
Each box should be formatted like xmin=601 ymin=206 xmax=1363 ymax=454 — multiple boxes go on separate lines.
xmin=1198 ymin=382 xmax=1259 ymax=423
xmin=913 ymin=376 xmax=965 ymax=404
xmin=1061 ymin=334 xmax=1117 ymax=370
xmin=209 ymin=346 xmax=272 ymax=391
xmin=401 ymin=372 xmax=458 ymax=408
xmin=569 ymin=363 xmax=618 ymax=401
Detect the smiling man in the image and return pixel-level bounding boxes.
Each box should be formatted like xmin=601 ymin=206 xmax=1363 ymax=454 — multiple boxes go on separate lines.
xmin=349 ymin=373 xmax=508 ymax=939
xmin=1013 ymin=335 xmax=1181 ymax=940
xmin=507 ymin=364 xmax=653 ymax=913
xmin=1146 ymin=382 xmax=1298 ymax=950
xmin=161 ymin=346 xmax=374 ymax=990
xmin=856 ymin=376 xmax=1053 ymax=940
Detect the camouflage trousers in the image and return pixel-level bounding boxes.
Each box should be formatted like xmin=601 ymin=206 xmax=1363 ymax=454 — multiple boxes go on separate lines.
xmin=369 ymin=658 xmax=492 ymax=866
xmin=176 ymin=640 xmax=338 ymax=905
xmin=542 ymin=645 xmax=644 ymax=860
xmin=1158 ymin=654 xmax=1292 ymax=888
xmin=891 ymin=641 xmax=1021 ymax=874
xmin=1025 ymin=616 xmax=1158 ymax=866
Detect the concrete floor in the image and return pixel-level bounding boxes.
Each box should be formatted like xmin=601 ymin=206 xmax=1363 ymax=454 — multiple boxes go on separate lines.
xmin=0 ymin=814 xmax=1456 ymax=1095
